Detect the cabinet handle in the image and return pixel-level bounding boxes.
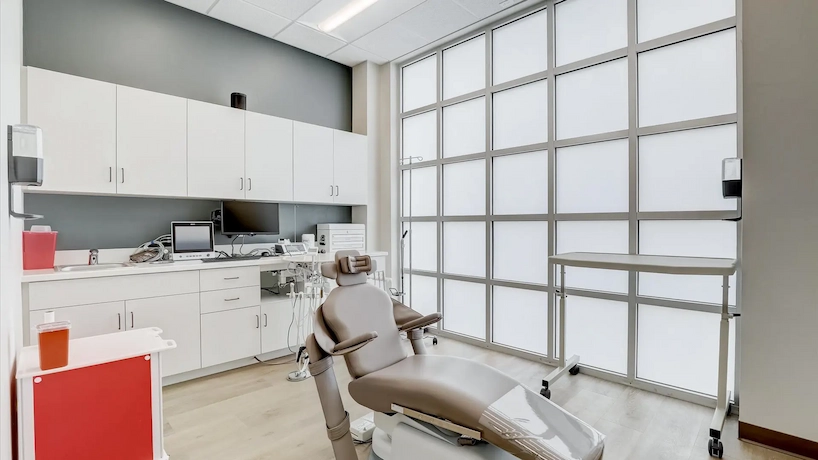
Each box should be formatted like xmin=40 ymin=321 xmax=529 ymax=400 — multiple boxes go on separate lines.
xmin=117 ymin=312 xmax=121 ymax=330
xmin=121 ymin=168 xmax=125 ymax=184
xmin=224 ymin=276 xmax=239 ymax=280
xmin=330 ymin=185 xmax=334 ymax=196
xmin=225 ymin=297 xmax=240 ymax=302
xmin=240 ymin=177 xmax=244 ymax=190
xmin=256 ymin=315 xmax=260 ymax=329
xmin=130 ymin=311 xmax=134 ymax=328
xmin=336 ymin=185 xmax=339 ymax=196
xmin=109 ymin=167 xmax=113 ymax=183
xmin=264 ymin=313 xmax=268 ymax=327
xmin=248 ymin=178 xmax=252 ymax=191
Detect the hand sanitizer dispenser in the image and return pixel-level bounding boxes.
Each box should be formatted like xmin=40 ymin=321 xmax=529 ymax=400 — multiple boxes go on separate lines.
xmin=8 ymin=124 xmax=44 ymax=219
xmin=722 ymin=158 xmax=741 ymax=198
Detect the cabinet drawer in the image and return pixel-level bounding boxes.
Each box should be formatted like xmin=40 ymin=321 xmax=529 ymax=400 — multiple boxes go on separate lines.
xmin=27 ymin=271 xmax=199 ymax=311
xmin=199 ymin=266 xmax=259 ymax=292
xmin=200 ymin=286 xmax=260 ymax=314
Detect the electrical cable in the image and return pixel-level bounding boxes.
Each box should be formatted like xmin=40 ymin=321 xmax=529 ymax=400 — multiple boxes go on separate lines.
xmin=230 ymin=235 xmax=239 ymax=256
xmin=254 ymin=356 xmax=295 ymax=366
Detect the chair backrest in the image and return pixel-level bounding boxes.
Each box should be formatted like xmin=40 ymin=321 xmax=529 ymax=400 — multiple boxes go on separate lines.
xmin=318 ymin=251 xmax=407 ymax=378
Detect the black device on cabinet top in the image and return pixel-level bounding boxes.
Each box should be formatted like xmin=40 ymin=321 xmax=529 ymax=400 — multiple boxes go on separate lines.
xmin=220 ymin=201 xmax=280 ymax=236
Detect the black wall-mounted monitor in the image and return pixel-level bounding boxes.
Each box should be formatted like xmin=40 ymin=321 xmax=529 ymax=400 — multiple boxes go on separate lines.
xmin=220 ymin=201 xmax=280 ymax=236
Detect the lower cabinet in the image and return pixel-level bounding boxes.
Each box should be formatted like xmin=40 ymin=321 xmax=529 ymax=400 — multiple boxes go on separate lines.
xmin=29 ymin=301 xmax=125 ymax=345
xmin=261 ymin=299 xmax=294 ymax=354
xmin=201 ymin=306 xmax=261 ymax=367
xmin=125 ymin=293 xmax=201 ymax=377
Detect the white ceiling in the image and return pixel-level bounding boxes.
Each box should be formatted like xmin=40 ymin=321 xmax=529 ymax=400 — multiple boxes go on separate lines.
xmin=166 ymin=0 xmax=528 ymax=66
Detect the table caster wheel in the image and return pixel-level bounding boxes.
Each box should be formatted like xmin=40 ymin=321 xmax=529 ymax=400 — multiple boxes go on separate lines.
xmin=540 ymin=388 xmax=551 ymax=399
xmin=432 ymin=337 xmax=438 ymax=345
xmin=708 ymin=438 xmax=723 ymax=458
xmin=569 ymin=365 xmax=580 ymax=376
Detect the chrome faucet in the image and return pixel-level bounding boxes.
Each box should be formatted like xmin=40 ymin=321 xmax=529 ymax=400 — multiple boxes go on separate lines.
xmin=89 ymin=249 xmax=99 ymax=265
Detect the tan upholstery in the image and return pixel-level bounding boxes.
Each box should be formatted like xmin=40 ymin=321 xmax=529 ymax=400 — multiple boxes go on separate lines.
xmin=339 ymin=254 xmax=372 ymax=274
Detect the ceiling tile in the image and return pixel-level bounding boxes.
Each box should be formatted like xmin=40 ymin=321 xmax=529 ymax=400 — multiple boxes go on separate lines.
xmin=450 ymin=0 xmax=525 ymax=18
xmin=209 ymin=0 xmax=291 ymax=39
xmin=331 ymin=0 xmax=427 ymax=43
xmin=274 ymin=22 xmax=347 ymax=56
xmin=327 ymin=44 xmax=388 ymax=66
xmin=392 ymin=0 xmax=477 ymax=43
xmin=166 ymin=0 xmax=216 ymax=14
xmin=298 ymin=0 xmax=351 ymax=26
xmin=243 ymin=0 xmax=322 ymax=20
xmin=353 ymin=20 xmax=428 ymax=61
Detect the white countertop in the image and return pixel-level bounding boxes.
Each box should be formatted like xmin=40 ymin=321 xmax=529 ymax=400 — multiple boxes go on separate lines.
xmin=22 ymin=251 xmax=388 ymax=283
xmin=549 ymin=252 xmax=737 ymax=276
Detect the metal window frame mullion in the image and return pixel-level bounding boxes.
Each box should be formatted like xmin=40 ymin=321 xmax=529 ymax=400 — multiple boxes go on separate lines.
xmin=546 ymin=0 xmax=557 ymax=359
xmin=626 ymin=0 xmax=639 ymax=384
xmin=485 ymin=26 xmax=493 ymax=345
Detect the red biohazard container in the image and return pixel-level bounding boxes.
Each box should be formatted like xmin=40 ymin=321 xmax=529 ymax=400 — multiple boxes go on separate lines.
xmin=22 ymin=230 xmax=58 ymax=270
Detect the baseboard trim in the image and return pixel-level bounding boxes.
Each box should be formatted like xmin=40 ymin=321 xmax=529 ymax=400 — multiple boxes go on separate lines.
xmin=739 ymin=421 xmax=818 ymax=459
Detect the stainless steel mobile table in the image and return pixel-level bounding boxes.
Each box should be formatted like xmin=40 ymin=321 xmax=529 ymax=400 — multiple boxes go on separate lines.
xmin=543 ymin=252 xmax=738 ymax=459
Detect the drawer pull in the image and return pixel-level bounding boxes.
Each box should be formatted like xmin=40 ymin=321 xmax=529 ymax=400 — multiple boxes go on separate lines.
xmin=118 ymin=313 xmax=121 ymax=331
xmin=224 ymin=276 xmax=240 ymax=280
xmin=224 ymin=297 xmax=240 ymax=302
xmin=256 ymin=315 xmax=260 ymax=329
xmin=130 ymin=311 xmax=135 ymax=329
xmin=264 ymin=313 xmax=268 ymax=327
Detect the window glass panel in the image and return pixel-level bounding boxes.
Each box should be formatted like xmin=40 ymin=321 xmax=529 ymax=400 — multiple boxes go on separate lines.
xmin=556 ymin=221 xmax=629 ymax=293
xmin=638 ymin=29 xmax=737 ymax=127
xmin=443 ymin=222 xmax=485 ymax=278
xmin=493 ymin=150 xmax=548 ymax=215
xmin=404 ymin=222 xmax=437 ymax=272
xmin=444 ymin=279 xmax=486 ymax=339
xmin=402 ymin=55 xmax=437 ymax=112
xmin=639 ymin=220 xmax=737 ymax=305
xmin=555 ymin=0 xmax=627 ymax=66
xmin=402 ymin=111 xmax=437 ymax=162
xmin=402 ymin=167 xmax=437 ymax=217
xmin=637 ymin=305 xmax=736 ymax=396
xmin=565 ymin=296 xmax=628 ymax=373
xmin=443 ymin=97 xmax=486 ymax=158
xmin=443 ymin=160 xmax=485 ymax=216
xmin=556 ymin=59 xmax=628 ymax=139
xmin=557 ymin=139 xmax=629 ymax=213
xmin=637 ymin=0 xmax=735 ymax=43
xmin=639 ymin=125 xmax=738 ymax=212
xmin=494 ymin=221 xmax=548 ymax=285
xmin=493 ymin=9 xmax=548 ymax=85
xmin=443 ymin=35 xmax=486 ymax=100
xmin=409 ymin=275 xmax=438 ymax=319
xmin=493 ymin=80 xmax=548 ymax=150
xmin=493 ymin=287 xmax=548 ymax=355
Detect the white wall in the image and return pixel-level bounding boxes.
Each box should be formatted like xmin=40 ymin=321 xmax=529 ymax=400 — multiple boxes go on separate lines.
xmin=377 ymin=63 xmax=399 ymax=282
xmin=740 ymin=0 xmax=818 ymax=443
xmin=0 ymin=0 xmax=23 ymax=458
xmin=351 ymin=62 xmax=381 ymax=256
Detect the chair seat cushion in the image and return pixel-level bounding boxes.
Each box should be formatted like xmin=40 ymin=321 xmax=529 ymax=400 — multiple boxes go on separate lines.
xmin=349 ymin=355 xmax=605 ymax=460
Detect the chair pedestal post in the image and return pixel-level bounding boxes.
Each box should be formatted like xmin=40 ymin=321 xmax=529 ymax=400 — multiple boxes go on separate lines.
xmin=408 ymin=329 xmax=428 ymax=355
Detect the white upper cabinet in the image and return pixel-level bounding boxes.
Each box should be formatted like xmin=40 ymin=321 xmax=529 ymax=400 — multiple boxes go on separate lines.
xmin=245 ymin=112 xmax=293 ymax=201
xmin=293 ymin=121 xmax=334 ymax=204
xmin=187 ymin=100 xmax=246 ymax=199
xmin=333 ymin=130 xmax=368 ymax=205
xmin=25 ymin=67 xmax=117 ymax=194
xmin=117 ymin=86 xmax=188 ymax=197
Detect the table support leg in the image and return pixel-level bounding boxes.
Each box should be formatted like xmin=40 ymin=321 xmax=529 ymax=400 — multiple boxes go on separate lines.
xmin=708 ymin=274 xmax=732 ymax=458
xmin=541 ymin=265 xmax=580 ymax=399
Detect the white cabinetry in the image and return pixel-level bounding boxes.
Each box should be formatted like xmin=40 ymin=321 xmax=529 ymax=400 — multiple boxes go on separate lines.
xmin=261 ymin=298 xmax=293 ymax=354
xmin=116 ymin=86 xmax=188 ymax=197
xmin=293 ymin=121 xmax=334 ymax=204
xmin=333 ymin=130 xmax=368 ymax=205
xmin=201 ymin=306 xmax=261 ymax=367
xmin=25 ymin=67 xmax=117 ymax=194
xmin=187 ymin=100 xmax=246 ymax=199
xmin=125 ymin=293 xmax=201 ymax=376
xmin=245 ymin=112 xmax=293 ymax=201
xmin=29 ymin=301 xmax=124 ymax=345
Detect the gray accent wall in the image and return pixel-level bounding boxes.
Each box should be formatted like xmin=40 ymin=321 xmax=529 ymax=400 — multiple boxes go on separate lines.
xmin=23 ymin=0 xmax=352 ymax=130
xmin=24 ymin=194 xmax=352 ymax=250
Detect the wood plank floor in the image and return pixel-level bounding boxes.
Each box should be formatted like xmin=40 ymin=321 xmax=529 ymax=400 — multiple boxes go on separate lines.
xmin=162 ymin=338 xmax=801 ymax=460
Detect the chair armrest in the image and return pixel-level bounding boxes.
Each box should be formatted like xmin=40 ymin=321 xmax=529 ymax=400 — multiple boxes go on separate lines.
xmin=398 ymin=313 xmax=442 ymax=332
xmin=331 ymin=331 xmax=379 ymax=355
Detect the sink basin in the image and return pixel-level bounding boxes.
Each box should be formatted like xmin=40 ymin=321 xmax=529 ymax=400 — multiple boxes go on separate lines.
xmin=55 ymin=263 xmax=131 ymax=272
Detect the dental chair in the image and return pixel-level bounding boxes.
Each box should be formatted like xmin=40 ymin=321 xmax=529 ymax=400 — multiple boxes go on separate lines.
xmin=307 ymin=251 xmax=605 ymax=460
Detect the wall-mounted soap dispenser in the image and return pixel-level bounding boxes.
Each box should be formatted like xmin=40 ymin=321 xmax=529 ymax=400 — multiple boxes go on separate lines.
xmin=8 ymin=124 xmax=44 ymax=219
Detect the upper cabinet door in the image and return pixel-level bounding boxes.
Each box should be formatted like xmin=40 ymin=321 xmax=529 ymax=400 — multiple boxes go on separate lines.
xmin=25 ymin=67 xmax=116 ymax=194
xmin=117 ymin=86 xmax=188 ymax=197
xmin=187 ymin=100 xmax=245 ymax=199
xmin=245 ymin=112 xmax=293 ymax=201
xmin=333 ymin=130 xmax=368 ymax=205
xmin=293 ymin=122 xmax=334 ymax=204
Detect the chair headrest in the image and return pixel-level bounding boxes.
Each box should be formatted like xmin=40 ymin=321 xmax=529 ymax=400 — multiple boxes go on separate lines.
xmin=320 ymin=250 xmax=374 ymax=286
